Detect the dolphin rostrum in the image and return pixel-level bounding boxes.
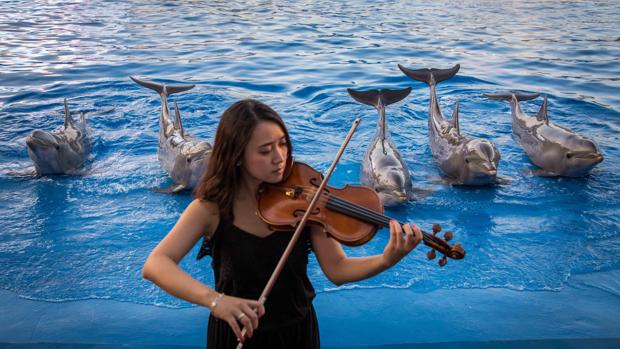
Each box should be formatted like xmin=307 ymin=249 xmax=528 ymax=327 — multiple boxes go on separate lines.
xmin=26 ymin=98 xmax=91 ymax=175
xmin=130 ymin=76 xmax=212 ymax=193
xmin=348 ymin=87 xmax=414 ymax=206
xmin=484 ymin=92 xmax=603 ymax=177
xmin=399 ymin=64 xmax=500 ymax=185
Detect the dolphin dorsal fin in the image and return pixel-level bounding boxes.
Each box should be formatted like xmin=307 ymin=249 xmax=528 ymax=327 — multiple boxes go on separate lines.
xmin=173 ymin=101 xmax=184 ymax=137
xmin=63 ymin=98 xmax=74 ymax=128
xmin=536 ymin=96 xmax=549 ymax=124
xmin=451 ymin=100 xmax=460 ymax=135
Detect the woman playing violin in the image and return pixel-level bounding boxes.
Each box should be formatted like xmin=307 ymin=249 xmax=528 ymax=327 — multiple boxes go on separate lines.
xmin=142 ymin=99 xmax=423 ymax=349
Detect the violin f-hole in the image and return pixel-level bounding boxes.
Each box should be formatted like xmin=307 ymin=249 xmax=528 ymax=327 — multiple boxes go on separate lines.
xmin=293 ymin=208 xmax=320 ymax=217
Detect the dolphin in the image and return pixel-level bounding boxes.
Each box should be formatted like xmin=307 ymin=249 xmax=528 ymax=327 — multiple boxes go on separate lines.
xmin=399 ymin=64 xmax=500 ymax=185
xmin=130 ymin=76 xmax=212 ymax=193
xmin=484 ymin=92 xmax=603 ymax=177
xmin=26 ymin=98 xmax=91 ymax=175
xmin=347 ymin=87 xmax=414 ymax=206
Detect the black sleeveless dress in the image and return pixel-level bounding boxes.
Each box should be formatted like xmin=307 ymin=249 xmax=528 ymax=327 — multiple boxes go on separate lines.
xmin=197 ymin=216 xmax=320 ymax=349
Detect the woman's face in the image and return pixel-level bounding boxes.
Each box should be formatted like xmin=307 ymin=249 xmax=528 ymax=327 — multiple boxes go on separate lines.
xmin=242 ymin=121 xmax=288 ymax=184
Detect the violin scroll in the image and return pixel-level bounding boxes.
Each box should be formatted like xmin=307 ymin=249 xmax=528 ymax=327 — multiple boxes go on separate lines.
xmin=424 ymin=223 xmax=465 ymax=267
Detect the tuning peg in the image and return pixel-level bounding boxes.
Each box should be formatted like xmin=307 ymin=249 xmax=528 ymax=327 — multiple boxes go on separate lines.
xmin=432 ymin=223 xmax=441 ymax=235
xmin=427 ymin=249 xmax=436 ymax=260
xmin=444 ymin=231 xmax=453 ymax=241
xmin=438 ymin=256 xmax=447 ymax=267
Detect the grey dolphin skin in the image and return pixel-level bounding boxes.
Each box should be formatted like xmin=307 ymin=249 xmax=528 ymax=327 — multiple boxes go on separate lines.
xmin=348 ymin=87 xmax=414 ymax=206
xmin=131 ymin=76 xmax=212 ymax=193
xmin=26 ymin=99 xmax=91 ymax=175
xmin=484 ymin=92 xmax=604 ymax=177
xmin=399 ymin=64 xmax=500 ymax=185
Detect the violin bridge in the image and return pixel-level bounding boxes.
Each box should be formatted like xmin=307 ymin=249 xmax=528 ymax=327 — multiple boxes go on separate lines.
xmin=285 ymin=186 xmax=303 ymax=199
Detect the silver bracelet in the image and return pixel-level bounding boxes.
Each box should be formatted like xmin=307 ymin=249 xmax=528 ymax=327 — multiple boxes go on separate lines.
xmin=209 ymin=292 xmax=224 ymax=309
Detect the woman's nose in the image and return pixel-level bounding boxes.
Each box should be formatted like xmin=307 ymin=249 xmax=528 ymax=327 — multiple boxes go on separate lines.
xmin=274 ymin=145 xmax=286 ymax=163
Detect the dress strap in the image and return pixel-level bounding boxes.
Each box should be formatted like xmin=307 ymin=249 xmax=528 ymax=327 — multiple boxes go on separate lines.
xmin=196 ymin=216 xmax=228 ymax=260
xmin=196 ymin=236 xmax=212 ymax=260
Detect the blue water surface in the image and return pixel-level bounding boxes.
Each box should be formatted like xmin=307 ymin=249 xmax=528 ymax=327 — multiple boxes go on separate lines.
xmin=1 ymin=0 xmax=620 ymax=346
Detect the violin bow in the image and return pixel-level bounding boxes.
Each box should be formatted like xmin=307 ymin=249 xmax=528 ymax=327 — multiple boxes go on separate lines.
xmin=236 ymin=117 xmax=361 ymax=348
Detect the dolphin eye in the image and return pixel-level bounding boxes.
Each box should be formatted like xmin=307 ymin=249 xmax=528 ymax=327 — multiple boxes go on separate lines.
xmin=465 ymin=158 xmax=470 ymax=164
xmin=186 ymin=158 xmax=192 ymax=163
xmin=55 ymin=145 xmax=60 ymax=150
xmin=566 ymin=153 xmax=572 ymax=159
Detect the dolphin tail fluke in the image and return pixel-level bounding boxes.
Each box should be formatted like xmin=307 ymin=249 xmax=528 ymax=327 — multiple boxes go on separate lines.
xmin=381 ymin=87 xmax=412 ymax=106
xmin=483 ymin=91 xmax=540 ymax=102
xmin=130 ymin=76 xmax=195 ymax=96
xmin=536 ymin=96 xmax=549 ymax=124
xmin=173 ymin=101 xmax=185 ymax=136
xmin=451 ymin=100 xmax=460 ymax=135
xmin=347 ymin=87 xmax=412 ymax=107
xmin=347 ymin=89 xmax=379 ymax=107
xmin=398 ymin=64 xmax=460 ymax=86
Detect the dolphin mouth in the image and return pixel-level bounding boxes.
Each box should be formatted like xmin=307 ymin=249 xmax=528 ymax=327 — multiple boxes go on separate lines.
xmin=376 ymin=187 xmax=408 ymax=206
xmin=26 ymin=131 xmax=59 ymax=149
xmin=576 ymin=152 xmax=603 ymax=161
xmin=484 ymin=169 xmax=497 ymax=177
xmin=470 ymin=162 xmax=497 ymax=178
xmin=569 ymin=151 xmax=604 ymax=165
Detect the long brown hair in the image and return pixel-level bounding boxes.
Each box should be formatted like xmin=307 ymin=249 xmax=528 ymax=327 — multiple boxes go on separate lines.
xmin=194 ymin=99 xmax=293 ymax=220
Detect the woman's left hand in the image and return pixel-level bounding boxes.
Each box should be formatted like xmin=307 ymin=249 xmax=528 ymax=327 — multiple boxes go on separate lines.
xmin=382 ymin=220 xmax=423 ymax=268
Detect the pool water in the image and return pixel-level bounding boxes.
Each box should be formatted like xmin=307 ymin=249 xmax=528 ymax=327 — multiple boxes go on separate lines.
xmin=1 ymin=0 xmax=619 ymax=347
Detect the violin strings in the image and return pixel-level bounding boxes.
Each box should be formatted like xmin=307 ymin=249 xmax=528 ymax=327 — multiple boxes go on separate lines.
xmin=292 ymin=185 xmax=387 ymax=225
xmin=328 ymin=196 xmax=390 ymax=226
xmin=327 ymin=197 xmax=387 ymax=226
xmin=286 ymin=184 xmax=386 ymax=223
xmin=328 ymin=196 xmax=435 ymax=245
xmin=273 ymin=184 xmax=435 ymax=245
xmin=295 ymin=188 xmax=389 ymax=228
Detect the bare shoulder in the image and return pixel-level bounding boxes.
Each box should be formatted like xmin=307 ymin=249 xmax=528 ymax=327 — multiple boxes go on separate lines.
xmin=187 ymin=199 xmax=220 ymax=239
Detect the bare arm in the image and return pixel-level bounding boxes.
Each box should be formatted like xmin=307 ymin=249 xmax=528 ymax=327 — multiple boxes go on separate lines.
xmin=310 ymin=220 xmax=422 ymax=286
xmin=141 ymin=199 xmax=265 ymax=342
xmin=141 ymin=199 xmax=220 ymax=307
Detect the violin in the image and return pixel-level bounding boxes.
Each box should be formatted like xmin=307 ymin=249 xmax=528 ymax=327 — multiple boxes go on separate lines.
xmin=257 ymin=161 xmax=466 ymax=266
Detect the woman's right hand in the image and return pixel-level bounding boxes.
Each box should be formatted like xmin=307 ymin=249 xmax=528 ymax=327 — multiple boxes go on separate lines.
xmin=209 ymin=294 xmax=265 ymax=342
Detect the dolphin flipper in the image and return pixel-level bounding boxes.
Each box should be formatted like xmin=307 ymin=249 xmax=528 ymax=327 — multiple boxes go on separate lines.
xmin=347 ymin=87 xmax=412 ymax=108
xmin=483 ymin=92 xmax=540 ymax=102
xmin=521 ymin=168 xmax=559 ymax=177
xmin=130 ymin=76 xmax=195 ymax=96
xmin=151 ymin=184 xmax=188 ymax=194
xmin=6 ymin=168 xmax=38 ymax=177
xmin=398 ymin=64 xmax=460 ymax=86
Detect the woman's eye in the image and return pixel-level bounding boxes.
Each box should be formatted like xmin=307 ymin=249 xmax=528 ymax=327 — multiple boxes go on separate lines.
xmin=259 ymin=150 xmax=270 ymax=155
